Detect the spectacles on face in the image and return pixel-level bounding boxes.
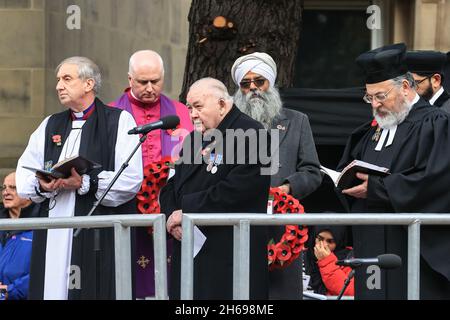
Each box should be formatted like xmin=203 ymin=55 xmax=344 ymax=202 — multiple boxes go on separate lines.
xmin=363 ymin=86 xmax=395 ymax=104
xmin=239 ymin=77 xmax=267 ymax=90
xmin=316 ymin=234 xmax=335 ymax=245
xmin=1 ymin=185 xmax=16 ymax=192
xmin=414 ymin=76 xmax=431 ymax=87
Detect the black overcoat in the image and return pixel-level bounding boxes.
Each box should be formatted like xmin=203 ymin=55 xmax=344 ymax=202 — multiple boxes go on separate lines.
xmin=160 ymin=106 xmax=270 ymax=300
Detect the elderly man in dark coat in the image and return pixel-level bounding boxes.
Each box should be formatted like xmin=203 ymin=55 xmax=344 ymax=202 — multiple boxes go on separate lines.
xmin=339 ymin=43 xmax=450 ymax=299
xmin=160 ymin=77 xmax=270 ymax=300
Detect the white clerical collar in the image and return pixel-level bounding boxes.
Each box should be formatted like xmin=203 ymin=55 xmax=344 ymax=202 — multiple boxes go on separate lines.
xmin=130 ymin=89 xmax=141 ymax=102
xmin=429 ymin=87 xmax=444 ymax=105
xmin=73 ymin=111 xmax=84 ymax=118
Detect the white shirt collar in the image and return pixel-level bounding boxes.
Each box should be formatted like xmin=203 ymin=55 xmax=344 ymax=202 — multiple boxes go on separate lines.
xmin=429 ymin=87 xmax=444 ymax=105
xmin=412 ymin=93 xmax=420 ymax=105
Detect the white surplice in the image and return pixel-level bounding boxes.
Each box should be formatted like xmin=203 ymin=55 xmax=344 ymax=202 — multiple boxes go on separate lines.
xmin=16 ymin=111 xmax=143 ymax=300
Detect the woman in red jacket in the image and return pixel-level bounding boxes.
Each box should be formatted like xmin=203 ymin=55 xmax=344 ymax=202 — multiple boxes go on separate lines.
xmin=305 ymin=226 xmax=354 ymax=296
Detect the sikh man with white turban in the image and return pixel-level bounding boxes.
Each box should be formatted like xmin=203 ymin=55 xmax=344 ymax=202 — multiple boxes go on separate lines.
xmin=232 ymin=52 xmax=322 ymax=299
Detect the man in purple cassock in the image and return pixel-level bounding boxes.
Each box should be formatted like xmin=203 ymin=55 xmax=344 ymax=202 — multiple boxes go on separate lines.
xmin=111 ymin=50 xmax=192 ymax=298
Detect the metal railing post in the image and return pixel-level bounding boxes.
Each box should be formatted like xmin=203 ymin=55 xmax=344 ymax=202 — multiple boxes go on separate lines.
xmin=180 ymin=215 xmax=194 ymax=300
xmin=113 ymin=221 xmax=132 ymax=300
xmin=153 ymin=214 xmax=168 ymax=300
xmin=408 ymin=219 xmax=421 ymax=300
xmin=233 ymin=223 xmax=240 ymax=299
xmin=234 ymin=220 xmax=250 ymax=300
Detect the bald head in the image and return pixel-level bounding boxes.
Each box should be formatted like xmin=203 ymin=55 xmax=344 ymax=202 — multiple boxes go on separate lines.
xmin=129 ymin=50 xmax=164 ymax=76
xmin=128 ymin=50 xmax=165 ymax=104
xmin=189 ymin=78 xmax=232 ymax=102
xmin=186 ymin=78 xmax=233 ymax=133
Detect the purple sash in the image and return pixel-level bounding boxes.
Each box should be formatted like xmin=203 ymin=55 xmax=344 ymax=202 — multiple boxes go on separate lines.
xmin=111 ymin=91 xmax=178 ymax=298
xmin=112 ymin=92 xmax=178 ymax=157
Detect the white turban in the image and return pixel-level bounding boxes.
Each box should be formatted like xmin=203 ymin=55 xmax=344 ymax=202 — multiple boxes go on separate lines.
xmin=231 ymin=52 xmax=277 ymax=88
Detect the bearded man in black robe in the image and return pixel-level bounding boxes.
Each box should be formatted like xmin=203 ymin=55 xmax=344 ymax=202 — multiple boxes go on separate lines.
xmin=338 ymin=43 xmax=450 ymax=300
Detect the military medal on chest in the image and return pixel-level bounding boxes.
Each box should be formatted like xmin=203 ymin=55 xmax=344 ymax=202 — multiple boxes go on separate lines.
xmin=207 ymin=153 xmax=222 ymax=174
xmin=206 ymin=153 xmax=214 ymax=172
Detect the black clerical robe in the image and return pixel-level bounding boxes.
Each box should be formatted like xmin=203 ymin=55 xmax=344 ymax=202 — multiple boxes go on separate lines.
xmin=17 ymin=99 xmax=142 ymax=300
xmin=338 ymin=97 xmax=450 ymax=299
xmin=160 ymin=106 xmax=270 ymax=300
xmin=434 ymin=89 xmax=450 ymax=112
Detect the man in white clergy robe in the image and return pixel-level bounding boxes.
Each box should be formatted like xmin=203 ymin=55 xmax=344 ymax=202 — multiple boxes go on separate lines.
xmin=16 ymin=56 xmax=143 ymax=300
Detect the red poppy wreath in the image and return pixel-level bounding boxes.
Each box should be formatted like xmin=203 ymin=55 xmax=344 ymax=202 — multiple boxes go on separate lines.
xmin=267 ymin=187 xmax=308 ymax=271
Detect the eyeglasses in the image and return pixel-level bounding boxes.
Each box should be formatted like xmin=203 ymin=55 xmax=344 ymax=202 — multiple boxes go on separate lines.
xmin=316 ymin=234 xmax=335 ymax=245
xmin=363 ymin=86 xmax=395 ymax=104
xmin=414 ymin=76 xmax=431 ymax=87
xmin=239 ymin=78 xmax=267 ymax=90
xmin=1 ymin=185 xmax=16 ymax=192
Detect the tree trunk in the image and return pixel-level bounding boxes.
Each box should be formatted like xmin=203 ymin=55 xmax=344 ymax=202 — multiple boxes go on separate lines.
xmin=180 ymin=0 xmax=303 ymax=101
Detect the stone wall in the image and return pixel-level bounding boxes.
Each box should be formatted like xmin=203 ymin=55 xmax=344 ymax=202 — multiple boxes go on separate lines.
xmin=0 ymin=0 xmax=45 ymax=180
xmin=0 ymin=0 xmax=191 ymax=183
xmin=44 ymin=0 xmax=191 ymax=114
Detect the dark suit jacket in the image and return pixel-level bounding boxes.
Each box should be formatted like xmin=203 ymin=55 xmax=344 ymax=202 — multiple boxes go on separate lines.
xmin=160 ymin=105 xmax=270 ymax=300
xmin=270 ymin=108 xmax=322 ymax=199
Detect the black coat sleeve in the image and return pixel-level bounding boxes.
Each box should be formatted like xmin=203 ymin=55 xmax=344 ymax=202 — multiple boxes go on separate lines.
xmin=160 ymin=176 xmax=179 ymax=217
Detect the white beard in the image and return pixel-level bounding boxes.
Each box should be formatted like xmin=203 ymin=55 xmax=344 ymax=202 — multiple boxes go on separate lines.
xmin=234 ymin=87 xmax=282 ymax=129
xmin=373 ymin=96 xmax=413 ymax=129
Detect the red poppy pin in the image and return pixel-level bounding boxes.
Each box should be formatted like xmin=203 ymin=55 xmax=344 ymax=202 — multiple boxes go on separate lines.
xmin=52 ymin=135 xmax=62 ymax=147
xmin=371 ymin=119 xmax=378 ymax=127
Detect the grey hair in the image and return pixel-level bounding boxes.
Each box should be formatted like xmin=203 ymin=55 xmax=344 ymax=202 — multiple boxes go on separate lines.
xmin=129 ymin=50 xmax=165 ymax=76
xmin=190 ymin=77 xmax=233 ymax=103
xmin=391 ymin=72 xmax=416 ymax=89
xmin=56 ymin=56 xmax=102 ymax=93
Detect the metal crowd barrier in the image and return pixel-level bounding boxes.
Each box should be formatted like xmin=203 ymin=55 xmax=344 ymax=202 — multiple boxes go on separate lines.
xmin=0 ymin=214 xmax=167 ymax=300
xmin=180 ymin=213 xmax=450 ymax=300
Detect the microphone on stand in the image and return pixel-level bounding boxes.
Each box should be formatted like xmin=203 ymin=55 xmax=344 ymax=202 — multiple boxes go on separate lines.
xmin=128 ymin=115 xmax=180 ymax=135
xmin=335 ymin=254 xmax=402 ymax=300
xmin=336 ymin=253 xmax=402 ymax=269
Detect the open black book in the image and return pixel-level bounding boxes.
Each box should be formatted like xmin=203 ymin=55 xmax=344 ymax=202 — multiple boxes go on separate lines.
xmin=22 ymin=155 xmax=102 ymax=180
xmin=320 ymin=160 xmax=390 ymax=190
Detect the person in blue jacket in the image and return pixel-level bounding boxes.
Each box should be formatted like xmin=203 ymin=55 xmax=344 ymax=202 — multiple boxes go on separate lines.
xmin=0 ymin=172 xmax=38 ymax=300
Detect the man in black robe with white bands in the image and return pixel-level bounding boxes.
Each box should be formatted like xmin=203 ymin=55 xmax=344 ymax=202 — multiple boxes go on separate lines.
xmin=338 ymin=43 xmax=450 ymax=299
xmin=16 ymin=56 xmax=143 ymax=300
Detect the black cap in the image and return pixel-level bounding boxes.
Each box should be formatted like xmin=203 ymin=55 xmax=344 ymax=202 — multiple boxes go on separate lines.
xmin=356 ymin=43 xmax=408 ymax=84
xmin=405 ymin=50 xmax=447 ymax=75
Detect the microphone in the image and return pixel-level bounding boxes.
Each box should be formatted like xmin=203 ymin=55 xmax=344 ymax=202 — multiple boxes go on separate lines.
xmin=128 ymin=115 xmax=180 ymax=135
xmin=336 ymin=254 xmax=402 ymax=269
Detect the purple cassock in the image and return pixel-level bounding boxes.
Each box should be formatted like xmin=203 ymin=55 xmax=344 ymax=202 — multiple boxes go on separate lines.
xmin=111 ymin=91 xmax=183 ymax=298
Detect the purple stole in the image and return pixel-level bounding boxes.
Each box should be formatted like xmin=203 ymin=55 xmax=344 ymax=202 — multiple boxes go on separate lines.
xmin=112 ymin=92 xmax=179 ymax=157
xmin=111 ymin=92 xmax=178 ymax=298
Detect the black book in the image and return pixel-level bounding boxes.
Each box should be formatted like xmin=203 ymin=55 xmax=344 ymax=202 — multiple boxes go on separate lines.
xmin=22 ymin=155 xmax=102 ymax=180
xmin=320 ymin=160 xmax=390 ymax=190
